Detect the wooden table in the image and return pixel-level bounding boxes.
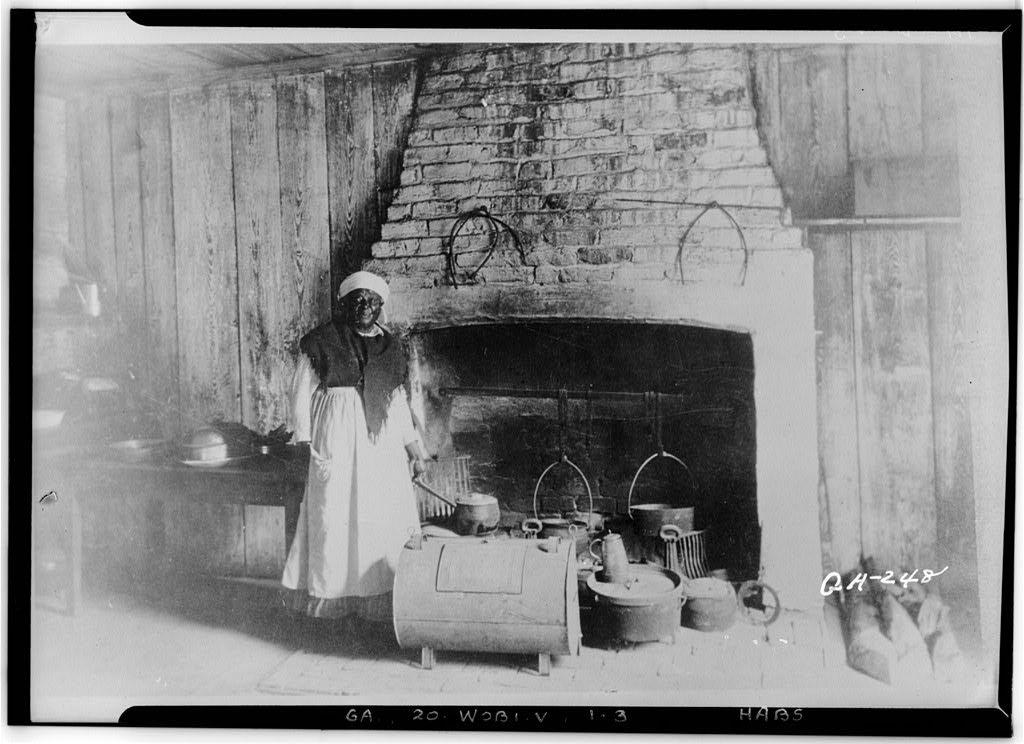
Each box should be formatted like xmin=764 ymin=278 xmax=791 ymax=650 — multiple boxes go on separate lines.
xmin=32 ymin=438 xmax=309 ymax=600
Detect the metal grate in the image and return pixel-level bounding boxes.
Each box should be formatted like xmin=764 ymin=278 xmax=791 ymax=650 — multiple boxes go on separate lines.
xmin=415 ymin=455 xmax=472 ymax=521
xmin=664 ymin=529 xmax=709 ymax=580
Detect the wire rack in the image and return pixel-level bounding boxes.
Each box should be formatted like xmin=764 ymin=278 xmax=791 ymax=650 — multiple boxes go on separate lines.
xmin=415 ymin=455 xmax=472 ymax=521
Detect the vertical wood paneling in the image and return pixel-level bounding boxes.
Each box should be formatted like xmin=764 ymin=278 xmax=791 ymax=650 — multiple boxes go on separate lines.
xmin=925 ymin=228 xmax=980 ymax=628
xmin=853 ymin=156 xmax=959 ymax=218
xmin=230 ymin=78 xmax=286 ymax=432
xmin=163 ymin=502 xmax=246 ymax=576
xmin=848 ymin=45 xmax=923 ymax=160
xmin=277 ymin=72 xmax=332 ymax=329
xmin=811 ymin=231 xmax=861 ymax=574
xmin=77 ymin=97 xmax=119 ymax=290
xmin=920 ymin=45 xmax=958 ymax=157
xmin=777 ymin=47 xmax=850 ymax=218
xmin=169 ymin=84 xmax=244 ymax=573
xmin=34 ymin=95 xmax=69 ymax=247
xmin=169 ymin=84 xmax=241 ymax=426
xmin=851 ymin=230 xmax=936 ymax=569
xmin=325 ymin=68 xmax=376 ymax=311
xmin=230 ymin=78 xmax=289 ymax=578
xmin=953 ymin=43 xmax=1008 ymax=663
xmin=243 ymin=504 xmax=286 ymax=578
xmin=64 ymin=100 xmax=87 ymax=264
xmin=138 ymin=92 xmax=181 ymax=437
xmin=109 ymin=94 xmax=149 ymax=380
xmin=373 ymin=61 xmax=419 ymax=223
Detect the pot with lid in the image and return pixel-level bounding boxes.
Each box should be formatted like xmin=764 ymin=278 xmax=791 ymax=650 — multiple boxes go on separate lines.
xmin=587 ymin=564 xmax=685 ymax=644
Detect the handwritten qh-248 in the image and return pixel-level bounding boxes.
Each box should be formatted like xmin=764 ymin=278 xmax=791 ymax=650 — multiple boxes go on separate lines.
xmin=819 ymin=566 xmax=949 ymax=597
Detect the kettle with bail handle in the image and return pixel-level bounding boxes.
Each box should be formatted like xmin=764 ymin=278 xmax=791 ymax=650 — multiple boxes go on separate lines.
xmin=627 ymin=449 xmax=697 ymax=536
xmin=627 ymin=391 xmax=698 ymax=537
xmin=525 ymin=454 xmax=596 ymax=551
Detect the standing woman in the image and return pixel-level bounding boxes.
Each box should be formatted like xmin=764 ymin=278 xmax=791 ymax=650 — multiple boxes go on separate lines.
xmin=282 ymin=271 xmax=428 ymax=627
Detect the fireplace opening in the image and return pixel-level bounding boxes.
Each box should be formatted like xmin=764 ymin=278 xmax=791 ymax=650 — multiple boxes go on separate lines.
xmin=409 ymin=321 xmax=759 ymax=579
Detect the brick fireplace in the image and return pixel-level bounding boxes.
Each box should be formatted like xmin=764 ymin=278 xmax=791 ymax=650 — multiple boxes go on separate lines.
xmin=367 ymin=43 xmax=822 ymax=611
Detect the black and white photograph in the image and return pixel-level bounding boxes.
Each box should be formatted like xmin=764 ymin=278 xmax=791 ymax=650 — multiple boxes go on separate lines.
xmin=14 ymin=8 xmax=1016 ymax=733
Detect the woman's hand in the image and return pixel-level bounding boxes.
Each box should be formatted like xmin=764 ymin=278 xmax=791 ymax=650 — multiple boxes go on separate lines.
xmin=405 ymin=441 xmax=431 ymax=479
xmin=410 ymin=456 xmax=429 ymax=479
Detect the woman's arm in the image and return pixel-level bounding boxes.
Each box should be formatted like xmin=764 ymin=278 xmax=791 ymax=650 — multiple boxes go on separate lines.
xmin=288 ymin=354 xmax=319 ymax=444
xmin=388 ymin=386 xmax=430 ymax=477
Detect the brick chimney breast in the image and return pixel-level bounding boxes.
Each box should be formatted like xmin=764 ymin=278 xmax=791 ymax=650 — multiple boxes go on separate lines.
xmin=368 ymin=43 xmax=801 ymax=305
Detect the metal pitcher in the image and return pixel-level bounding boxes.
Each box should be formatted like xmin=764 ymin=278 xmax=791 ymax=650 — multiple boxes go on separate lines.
xmin=589 ymin=532 xmax=631 ymax=585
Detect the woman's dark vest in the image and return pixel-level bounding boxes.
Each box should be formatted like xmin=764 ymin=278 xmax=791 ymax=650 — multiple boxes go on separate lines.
xmin=299 ymin=320 xmax=407 ymax=437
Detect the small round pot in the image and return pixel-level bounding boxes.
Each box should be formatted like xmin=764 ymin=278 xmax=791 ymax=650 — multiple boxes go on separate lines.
xmin=681 ymin=577 xmax=737 ymax=632
xmin=537 ymin=517 xmax=583 ymax=539
xmin=453 ymin=492 xmax=500 ymax=536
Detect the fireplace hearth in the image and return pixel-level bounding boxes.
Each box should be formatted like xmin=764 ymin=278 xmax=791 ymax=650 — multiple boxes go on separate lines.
xmin=411 ymin=321 xmax=760 ymax=579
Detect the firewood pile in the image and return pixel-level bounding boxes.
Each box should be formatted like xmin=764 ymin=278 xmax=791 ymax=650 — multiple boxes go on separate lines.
xmin=840 ymin=557 xmax=965 ymax=686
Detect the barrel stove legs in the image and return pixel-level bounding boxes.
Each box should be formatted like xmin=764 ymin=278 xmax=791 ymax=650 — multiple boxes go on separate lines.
xmin=537 ymin=653 xmax=551 ymax=676
xmin=416 ymin=648 xmax=551 ymax=676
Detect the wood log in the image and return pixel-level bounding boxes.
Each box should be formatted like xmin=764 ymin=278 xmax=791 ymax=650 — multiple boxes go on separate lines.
xmin=842 ymin=570 xmax=897 ymax=684
xmin=929 ymin=627 xmax=966 ymax=683
xmin=883 ymin=593 xmax=933 ymax=684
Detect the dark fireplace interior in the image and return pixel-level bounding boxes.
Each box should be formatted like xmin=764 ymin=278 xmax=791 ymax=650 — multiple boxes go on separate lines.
xmin=410 ymin=321 xmax=760 ymax=578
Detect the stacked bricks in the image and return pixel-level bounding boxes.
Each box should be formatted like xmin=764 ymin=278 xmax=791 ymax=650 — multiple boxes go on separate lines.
xmin=367 ymin=43 xmax=803 ymax=289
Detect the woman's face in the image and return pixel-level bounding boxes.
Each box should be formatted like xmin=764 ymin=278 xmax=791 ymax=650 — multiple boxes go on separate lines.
xmin=344 ymin=289 xmax=383 ymax=332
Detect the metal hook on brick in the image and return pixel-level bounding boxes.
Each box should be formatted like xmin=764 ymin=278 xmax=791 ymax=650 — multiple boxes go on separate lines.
xmin=666 ymin=200 xmax=750 ymax=287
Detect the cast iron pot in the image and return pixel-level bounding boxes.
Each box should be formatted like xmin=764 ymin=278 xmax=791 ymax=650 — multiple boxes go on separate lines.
xmin=587 ymin=564 xmax=685 ymax=644
xmin=627 ymin=450 xmax=697 ymax=537
xmin=414 ymin=479 xmax=500 ymax=536
xmin=680 ymin=577 xmax=738 ymax=632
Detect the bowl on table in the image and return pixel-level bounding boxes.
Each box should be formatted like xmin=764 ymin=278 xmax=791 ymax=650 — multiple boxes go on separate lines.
xmin=180 ymin=426 xmax=230 ymax=463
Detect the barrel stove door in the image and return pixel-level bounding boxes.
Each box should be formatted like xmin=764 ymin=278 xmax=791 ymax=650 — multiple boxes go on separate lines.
xmin=436 ymin=543 xmax=526 ymax=594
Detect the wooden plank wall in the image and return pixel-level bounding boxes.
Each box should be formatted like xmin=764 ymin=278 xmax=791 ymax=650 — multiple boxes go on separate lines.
xmin=924 ymin=227 xmax=980 ymax=637
xmin=850 ymin=230 xmax=937 ymax=569
xmin=811 ymin=226 xmax=980 ymax=636
xmin=752 ymin=44 xmax=959 ymax=219
xmin=138 ymin=92 xmax=181 ymax=435
xmin=34 ymin=95 xmax=69 ymax=253
xmin=811 ymin=231 xmax=860 ymax=574
xmin=325 ymin=68 xmax=378 ymax=314
xmin=62 ymin=60 xmax=420 ymax=578
xmin=763 ymin=44 xmax=980 ymax=636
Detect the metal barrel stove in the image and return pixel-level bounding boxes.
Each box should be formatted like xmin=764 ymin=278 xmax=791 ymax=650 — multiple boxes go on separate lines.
xmin=393 ymin=534 xmax=581 ymax=675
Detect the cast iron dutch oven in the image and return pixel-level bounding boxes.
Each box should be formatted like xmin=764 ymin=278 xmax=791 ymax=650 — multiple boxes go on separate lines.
xmin=586 ymin=564 xmax=686 ymax=644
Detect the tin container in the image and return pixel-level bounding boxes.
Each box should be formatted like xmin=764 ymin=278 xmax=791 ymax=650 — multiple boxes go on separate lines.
xmin=393 ymin=533 xmax=581 ymax=661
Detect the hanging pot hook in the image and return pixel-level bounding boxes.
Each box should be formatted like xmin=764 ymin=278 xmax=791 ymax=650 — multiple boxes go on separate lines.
xmin=557 ymin=388 xmax=569 ymax=462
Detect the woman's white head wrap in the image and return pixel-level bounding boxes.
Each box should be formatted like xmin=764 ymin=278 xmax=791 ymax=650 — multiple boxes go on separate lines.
xmin=337 ymin=271 xmax=390 ymax=304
